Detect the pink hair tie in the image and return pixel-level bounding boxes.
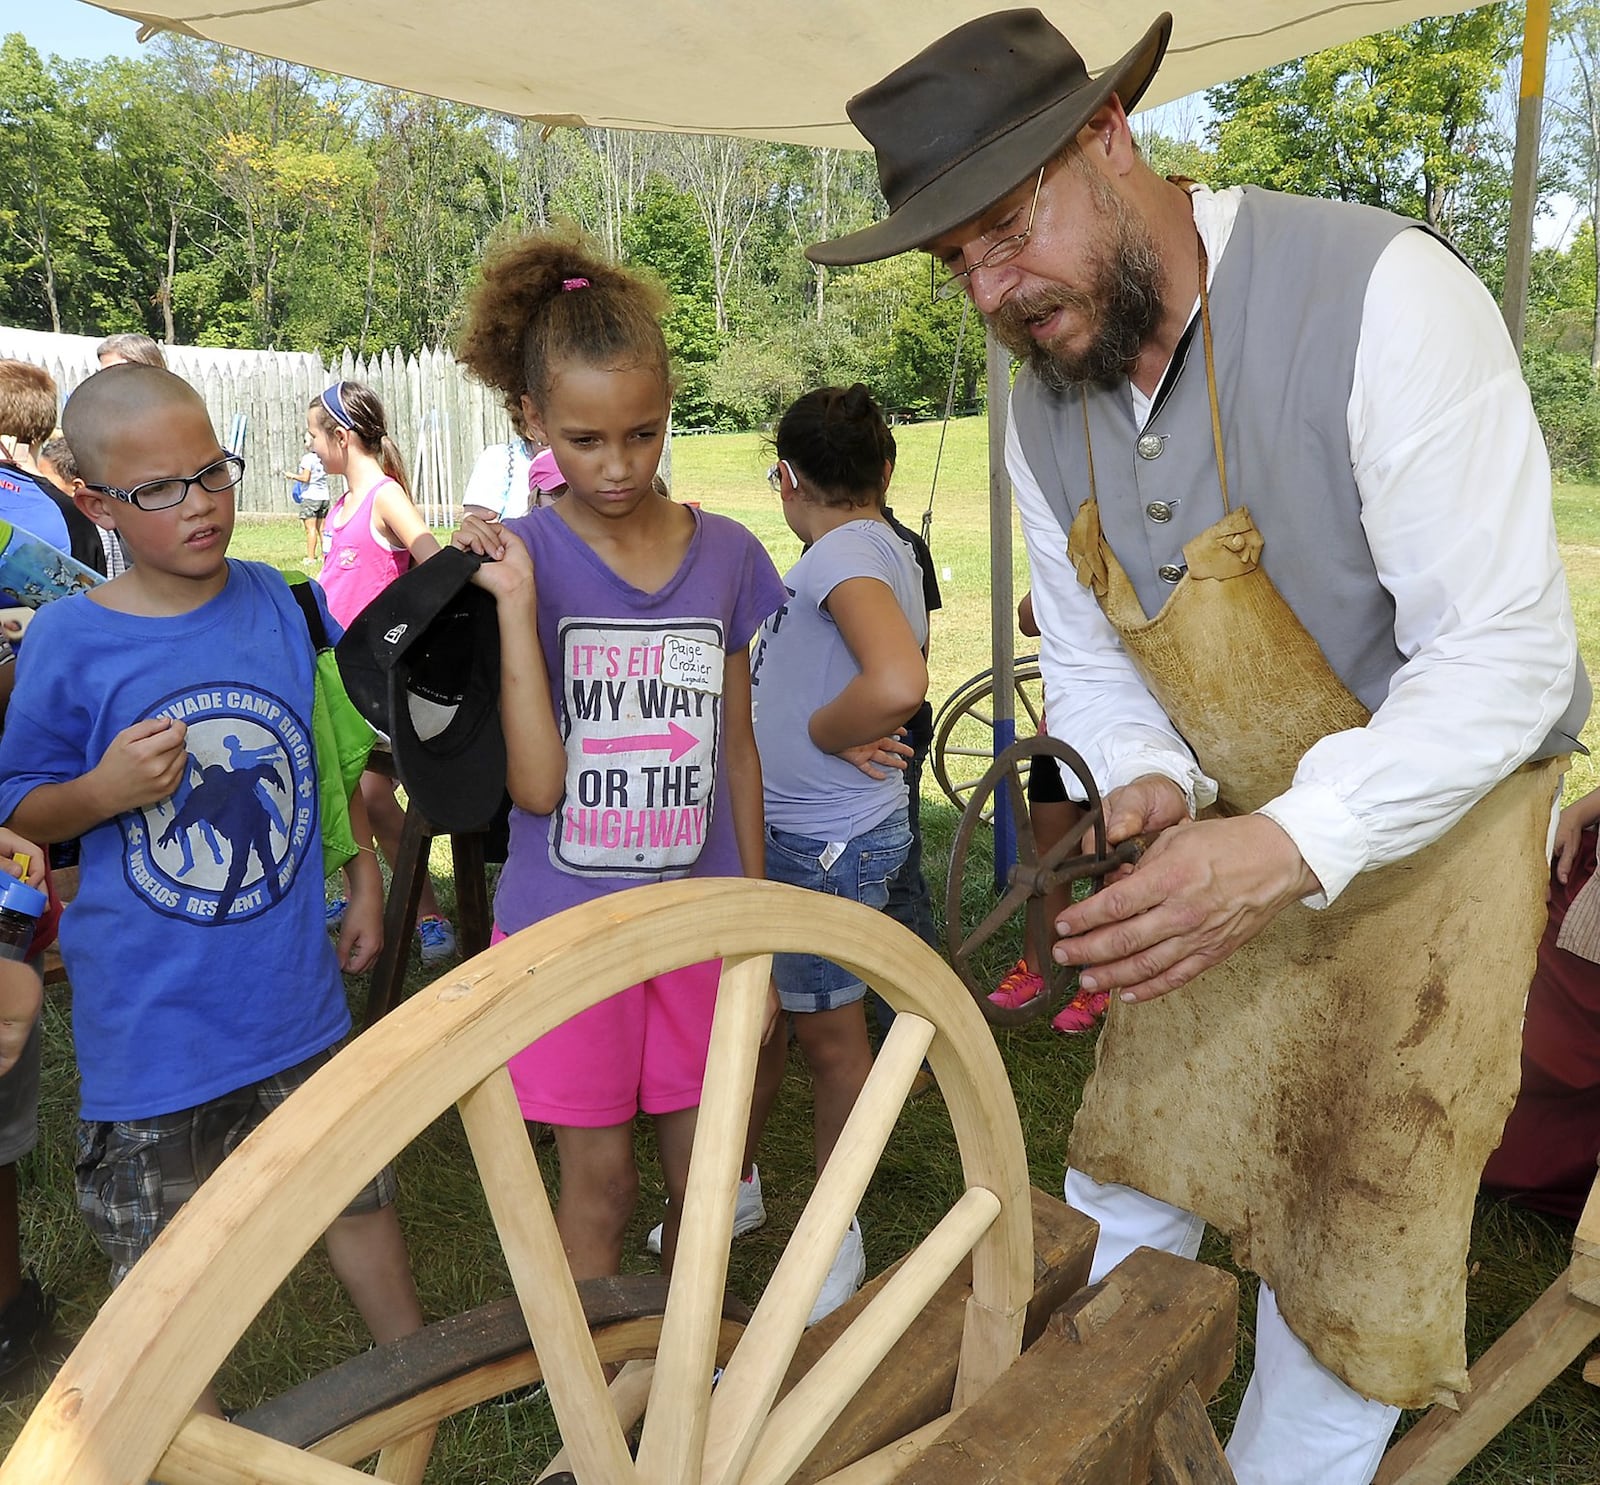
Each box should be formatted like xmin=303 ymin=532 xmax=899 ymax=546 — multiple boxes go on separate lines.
xmin=561 ymin=277 xmax=591 ymax=291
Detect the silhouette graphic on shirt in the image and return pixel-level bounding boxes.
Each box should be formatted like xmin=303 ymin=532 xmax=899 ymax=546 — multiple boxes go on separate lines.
xmin=159 ymin=749 xmax=289 ymax=920
xmin=163 ymin=753 xmax=225 ymax=874
xmin=224 ymin=733 xmax=289 ymax=834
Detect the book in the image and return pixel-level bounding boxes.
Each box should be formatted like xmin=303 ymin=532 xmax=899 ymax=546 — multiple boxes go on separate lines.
xmin=0 ymin=518 xmax=104 ymax=611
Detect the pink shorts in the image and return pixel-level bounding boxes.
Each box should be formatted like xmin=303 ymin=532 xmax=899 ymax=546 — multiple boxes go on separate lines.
xmin=496 ymin=924 xmax=721 ymax=1128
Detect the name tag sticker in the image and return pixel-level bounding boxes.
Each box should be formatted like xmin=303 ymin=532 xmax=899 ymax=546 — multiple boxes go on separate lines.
xmin=661 ymin=632 xmax=724 ymax=695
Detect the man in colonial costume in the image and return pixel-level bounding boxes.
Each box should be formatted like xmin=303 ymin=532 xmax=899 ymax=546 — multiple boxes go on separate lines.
xmin=809 ymin=10 xmax=1589 ymax=1482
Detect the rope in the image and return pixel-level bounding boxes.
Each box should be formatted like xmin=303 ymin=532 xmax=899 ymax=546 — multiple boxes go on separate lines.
xmin=922 ymin=291 xmax=973 ymax=549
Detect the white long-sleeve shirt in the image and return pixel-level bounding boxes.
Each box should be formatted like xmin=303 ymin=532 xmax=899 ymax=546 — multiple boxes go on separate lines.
xmin=1008 ymin=185 xmax=1580 ymax=906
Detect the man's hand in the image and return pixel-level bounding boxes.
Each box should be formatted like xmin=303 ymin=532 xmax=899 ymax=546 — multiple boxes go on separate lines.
xmin=91 ymin=717 xmax=189 ymax=815
xmin=1054 ymin=811 xmax=1320 ymax=1003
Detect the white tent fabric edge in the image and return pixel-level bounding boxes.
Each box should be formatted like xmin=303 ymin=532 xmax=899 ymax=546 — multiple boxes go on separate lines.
xmin=99 ymin=1 xmax=1480 ymax=148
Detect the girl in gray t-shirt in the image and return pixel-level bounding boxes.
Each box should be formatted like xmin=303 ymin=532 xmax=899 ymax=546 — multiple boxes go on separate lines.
xmin=747 ymin=383 xmax=929 ymax=1324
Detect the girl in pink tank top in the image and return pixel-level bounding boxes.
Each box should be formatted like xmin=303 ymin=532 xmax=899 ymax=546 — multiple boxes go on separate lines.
xmin=307 ymin=381 xmax=456 ymax=961
xmin=309 ymin=382 xmax=439 ymax=628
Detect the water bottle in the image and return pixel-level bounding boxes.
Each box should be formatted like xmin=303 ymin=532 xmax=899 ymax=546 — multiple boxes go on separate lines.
xmin=0 ymin=872 xmax=47 ymax=963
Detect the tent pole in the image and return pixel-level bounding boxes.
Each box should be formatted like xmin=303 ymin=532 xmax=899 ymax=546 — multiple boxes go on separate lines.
xmin=1502 ymin=0 xmax=1552 ymax=354
xmin=987 ymin=327 xmax=1016 ymax=894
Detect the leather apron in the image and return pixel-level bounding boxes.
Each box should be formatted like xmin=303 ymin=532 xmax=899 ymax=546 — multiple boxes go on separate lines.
xmin=1062 ymin=258 xmax=1560 ymax=1409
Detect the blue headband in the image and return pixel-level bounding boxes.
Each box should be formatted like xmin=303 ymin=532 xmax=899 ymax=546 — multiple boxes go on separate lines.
xmin=320 ymin=384 xmax=356 ymax=431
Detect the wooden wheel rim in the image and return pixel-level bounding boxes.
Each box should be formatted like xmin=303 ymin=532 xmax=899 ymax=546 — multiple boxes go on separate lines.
xmin=4 ymin=879 xmax=1034 ymax=1485
xmin=929 ymin=657 xmax=1043 ymax=816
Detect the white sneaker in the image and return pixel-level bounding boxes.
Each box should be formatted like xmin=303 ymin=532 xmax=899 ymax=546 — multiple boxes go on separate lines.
xmin=416 ymin=915 xmax=456 ymax=967
xmin=645 ymin=1165 xmax=767 ymax=1255
xmin=806 ymin=1217 xmax=865 ymax=1327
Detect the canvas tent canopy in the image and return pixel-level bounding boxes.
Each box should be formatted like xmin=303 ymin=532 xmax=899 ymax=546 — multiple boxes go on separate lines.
xmin=98 ymin=1 xmax=1481 ymax=146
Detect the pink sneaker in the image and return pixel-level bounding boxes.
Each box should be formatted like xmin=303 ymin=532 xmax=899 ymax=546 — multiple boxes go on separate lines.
xmin=1051 ymin=986 xmax=1111 ymax=1034
xmin=988 ymin=959 xmax=1045 ymax=1010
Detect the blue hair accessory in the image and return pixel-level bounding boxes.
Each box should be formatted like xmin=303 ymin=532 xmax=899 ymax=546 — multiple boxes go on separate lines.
xmin=320 ymin=383 xmax=356 ymax=430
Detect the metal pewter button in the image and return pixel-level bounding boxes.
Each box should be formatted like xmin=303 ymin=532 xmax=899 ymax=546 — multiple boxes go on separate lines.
xmin=1157 ymin=563 xmax=1185 ymax=584
xmin=1145 ymin=500 xmax=1173 ymax=523
xmin=1136 ymin=433 xmax=1165 ymax=459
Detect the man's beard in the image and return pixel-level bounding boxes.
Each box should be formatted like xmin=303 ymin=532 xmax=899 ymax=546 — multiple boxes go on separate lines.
xmin=990 ymin=187 xmax=1164 ymax=391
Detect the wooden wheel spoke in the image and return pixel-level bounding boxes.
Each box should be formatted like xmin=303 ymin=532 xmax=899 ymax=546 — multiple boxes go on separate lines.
xmin=739 ymin=1186 xmax=1003 ymax=1485
xmin=539 ymin=1360 xmax=656 ymax=1483
xmin=635 ymin=953 xmax=771 ymax=1482
xmin=158 ymin=1411 xmax=379 ymax=1484
xmin=702 ymin=1011 xmax=937 ymax=1485
xmin=1015 ymin=678 xmax=1044 ymax=732
xmin=457 ymin=1066 xmax=637 ymax=1483
xmin=372 ymin=1423 xmax=436 ymax=1484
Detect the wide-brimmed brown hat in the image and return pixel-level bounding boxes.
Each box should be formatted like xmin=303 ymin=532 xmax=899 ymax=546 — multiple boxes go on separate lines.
xmin=808 ymin=9 xmax=1172 ymax=266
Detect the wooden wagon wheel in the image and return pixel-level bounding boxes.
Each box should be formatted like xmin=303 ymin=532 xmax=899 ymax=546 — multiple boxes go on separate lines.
xmin=945 ymin=737 xmax=1138 ymax=1028
xmin=929 ymin=655 xmax=1043 ymax=818
xmin=1 ymin=879 xmax=1035 ymax=1485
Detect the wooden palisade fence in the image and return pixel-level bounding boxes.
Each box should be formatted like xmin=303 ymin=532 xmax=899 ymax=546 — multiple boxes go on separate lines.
xmin=0 ymin=327 xmax=517 ymax=526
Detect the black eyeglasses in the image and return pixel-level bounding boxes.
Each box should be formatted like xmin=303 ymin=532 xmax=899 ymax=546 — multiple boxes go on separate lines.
xmin=82 ymin=454 xmax=245 ymax=512
xmin=931 ymin=164 xmax=1046 ymax=302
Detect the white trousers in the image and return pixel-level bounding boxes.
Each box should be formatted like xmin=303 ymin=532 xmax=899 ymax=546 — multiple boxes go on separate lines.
xmin=1063 ymin=1169 xmax=1401 ymax=1485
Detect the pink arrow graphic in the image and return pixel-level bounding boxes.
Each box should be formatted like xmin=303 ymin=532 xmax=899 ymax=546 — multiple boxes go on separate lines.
xmin=582 ymin=721 xmax=698 ymax=763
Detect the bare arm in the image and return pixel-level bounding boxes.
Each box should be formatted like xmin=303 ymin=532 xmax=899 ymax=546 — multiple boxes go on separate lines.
xmin=807 ymin=577 xmax=928 ymax=756
xmin=1554 ymin=784 xmax=1600 ymax=884
xmin=374 ymin=482 xmax=443 ymax=563
xmin=454 ymin=516 xmax=567 ymax=815
xmin=721 ymin=652 xmax=765 ymax=879
xmin=337 ymin=784 xmax=384 ymax=974
xmin=6 ymin=717 xmax=189 ymax=844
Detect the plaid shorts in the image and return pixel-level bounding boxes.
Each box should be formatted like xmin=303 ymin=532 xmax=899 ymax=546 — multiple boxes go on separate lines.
xmin=75 ymin=1046 xmax=397 ymax=1285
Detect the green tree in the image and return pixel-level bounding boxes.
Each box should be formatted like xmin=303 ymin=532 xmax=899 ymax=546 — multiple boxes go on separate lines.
xmin=622 ymin=175 xmax=720 ymax=427
xmin=1551 ymin=0 xmax=1600 ymax=366
xmin=0 ymin=34 xmax=123 ymax=332
xmin=1205 ymin=7 xmax=1517 ymax=281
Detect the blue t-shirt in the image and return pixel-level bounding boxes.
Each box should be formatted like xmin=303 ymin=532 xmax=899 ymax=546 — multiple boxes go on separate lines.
xmin=0 ymin=464 xmax=72 ymax=552
xmin=751 ymin=519 xmax=929 ymax=840
xmin=0 ymin=561 xmax=351 ymax=1120
xmin=490 ymin=505 xmax=785 ymax=936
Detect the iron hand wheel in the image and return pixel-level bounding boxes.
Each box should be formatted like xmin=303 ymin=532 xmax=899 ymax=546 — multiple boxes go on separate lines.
xmin=945 ymin=737 xmax=1138 ymax=1028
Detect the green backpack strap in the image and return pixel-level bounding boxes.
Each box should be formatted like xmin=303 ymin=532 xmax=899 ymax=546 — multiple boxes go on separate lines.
xmin=287 ymin=573 xmax=375 ymax=877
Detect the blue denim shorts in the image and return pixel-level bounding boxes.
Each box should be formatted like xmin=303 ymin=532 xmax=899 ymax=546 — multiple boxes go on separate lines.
xmin=765 ymin=809 xmax=912 ymax=1012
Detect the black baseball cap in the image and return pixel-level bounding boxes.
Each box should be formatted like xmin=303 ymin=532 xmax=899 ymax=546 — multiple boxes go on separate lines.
xmin=336 ymin=547 xmax=507 ymax=832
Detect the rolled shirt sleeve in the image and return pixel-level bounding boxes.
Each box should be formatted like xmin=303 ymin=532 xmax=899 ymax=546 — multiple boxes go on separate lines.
xmin=1258 ymin=227 xmax=1579 ymax=903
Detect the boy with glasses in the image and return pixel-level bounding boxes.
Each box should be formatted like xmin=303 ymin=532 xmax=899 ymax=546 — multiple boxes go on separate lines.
xmin=0 ymin=366 xmax=422 ymax=1411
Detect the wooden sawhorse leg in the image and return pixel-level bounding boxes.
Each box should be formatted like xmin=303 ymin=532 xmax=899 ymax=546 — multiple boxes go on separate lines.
xmin=362 ymin=800 xmax=435 ymax=1031
xmin=1375 ymin=1170 xmax=1600 ymax=1483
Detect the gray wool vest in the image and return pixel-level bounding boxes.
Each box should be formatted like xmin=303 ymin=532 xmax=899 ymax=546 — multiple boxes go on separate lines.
xmin=1013 ymin=186 xmax=1588 ymax=760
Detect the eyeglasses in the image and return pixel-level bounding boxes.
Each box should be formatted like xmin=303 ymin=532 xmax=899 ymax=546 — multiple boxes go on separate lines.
xmin=931 ymin=165 xmax=1046 ymax=302
xmin=81 ymin=454 xmax=246 ymax=512
xmin=767 ymin=459 xmax=797 ymax=494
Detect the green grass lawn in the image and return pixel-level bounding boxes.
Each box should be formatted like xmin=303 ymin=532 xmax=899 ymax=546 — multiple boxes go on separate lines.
xmin=3 ymin=431 xmax=1597 ymax=1479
